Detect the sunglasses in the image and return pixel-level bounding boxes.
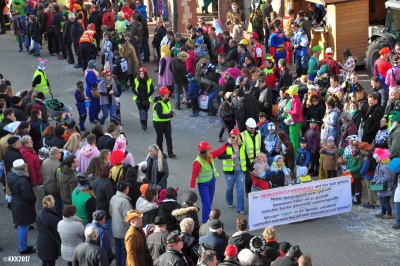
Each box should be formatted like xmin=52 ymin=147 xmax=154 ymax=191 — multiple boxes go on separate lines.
xmin=249 ymin=127 xmax=256 ymax=130
xmin=106 ymin=74 xmax=112 ymax=76
xmin=230 ymin=136 xmax=236 ymax=138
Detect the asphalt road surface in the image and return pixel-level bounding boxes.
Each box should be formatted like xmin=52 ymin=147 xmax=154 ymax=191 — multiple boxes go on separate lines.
xmin=0 ymin=29 xmax=399 ymax=266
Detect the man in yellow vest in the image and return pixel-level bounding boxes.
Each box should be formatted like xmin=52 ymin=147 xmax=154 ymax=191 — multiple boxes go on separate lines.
xmin=32 ymin=59 xmax=52 ymax=97
xmin=152 ymin=86 xmax=176 ymax=158
xmin=241 ymin=118 xmax=264 ymax=195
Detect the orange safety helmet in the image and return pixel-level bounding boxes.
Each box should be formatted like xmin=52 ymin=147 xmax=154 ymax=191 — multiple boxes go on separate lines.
xmin=158 ymin=86 xmax=171 ymax=95
xmin=102 ymin=69 xmax=112 ymax=77
xmin=198 ymin=141 xmax=212 ymax=151
xmin=229 ymin=128 xmax=240 ymax=136
xmin=88 ymin=23 xmax=96 ymax=30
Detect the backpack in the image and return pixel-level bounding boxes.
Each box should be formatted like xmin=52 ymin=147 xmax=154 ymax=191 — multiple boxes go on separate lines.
xmin=38 ymin=138 xmax=50 ymax=162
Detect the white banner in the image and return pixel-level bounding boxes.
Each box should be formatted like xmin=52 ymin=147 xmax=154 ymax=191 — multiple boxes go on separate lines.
xmin=248 ymin=176 xmax=352 ymax=231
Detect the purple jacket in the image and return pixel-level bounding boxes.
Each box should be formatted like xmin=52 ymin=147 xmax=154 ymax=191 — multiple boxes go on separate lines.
xmin=77 ymin=144 xmax=100 ymax=173
xmin=305 ymin=127 xmax=320 ymax=153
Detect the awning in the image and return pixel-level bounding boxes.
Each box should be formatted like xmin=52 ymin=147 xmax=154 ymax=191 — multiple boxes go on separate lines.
xmin=306 ymin=0 xmax=352 ymax=5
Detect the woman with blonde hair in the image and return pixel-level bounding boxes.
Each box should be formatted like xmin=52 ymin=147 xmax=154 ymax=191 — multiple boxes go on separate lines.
xmin=36 ymin=195 xmax=61 ymax=266
xmin=218 ymin=128 xmax=247 ymax=214
xmin=262 ymin=226 xmax=280 ymax=262
xmin=63 ymin=133 xmax=82 ymax=160
xmin=141 ymin=144 xmax=169 ymax=191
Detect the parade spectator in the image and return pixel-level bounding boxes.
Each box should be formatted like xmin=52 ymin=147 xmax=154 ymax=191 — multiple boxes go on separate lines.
xmin=200 ymin=250 xmax=218 ymax=266
xmin=50 ymin=126 xmax=67 ymax=149
xmin=374 ymin=47 xmax=392 ymax=90
xmin=371 ymin=76 xmax=388 ymax=108
xmin=152 ymin=18 xmax=167 ymax=61
xmin=36 ymin=195 xmax=61 ymax=266
xmin=98 ymin=69 xmax=118 ymax=126
xmin=199 ymin=219 xmax=228 ymax=262
xmin=388 ymin=111 xmax=400 ymax=159
xmin=77 ymin=134 xmax=100 ymax=173
xmin=156 ymin=232 xmax=190 ymax=266
xmin=199 ymin=209 xmax=228 ymax=240
xmin=58 ymin=155 xmax=79 ymax=205
xmin=362 ymin=93 xmax=384 ymax=143
xmin=171 ymin=51 xmax=189 ymax=110
xmin=320 ymin=136 xmax=339 ymax=179
xmin=136 ymin=187 xmax=157 ymax=226
xmin=7 ymin=159 xmax=36 ymax=254
xmin=308 ymin=2 xmax=323 ymax=25
xmin=321 ymin=99 xmax=340 ymax=140
xmin=346 ymin=142 xmax=364 ymax=205
xmin=125 ymin=210 xmax=152 ymax=265
xmin=226 ymin=2 xmax=245 ymax=34
xmin=73 ymin=226 xmax=110 ymax=265
xmin=85 ymin=210 xmax=115 ymax=264
xmin=179 ymin=217 xmax=198 ymax=263
xmin=133 ymin=67 xmax=155 ymax=131
xmin=291 ymin=23 xmax=309 ymax=78
xmin=110 ymin=182 xmax=132 ymax=266
xmin=172 ymin=190 xmax=200 ymax=238
xmin=308 ymin=46 xmax=322 ymax=83
xmin=342 ymin=72 xmax=366 ymax=106
xmin=386 ymin=87 xmax=400 ymax=114
xmin=20 ymin=135 xmax=42 ymax=211
xmin=318 ymin=47 xmax=340 ymax=76
xmin=228 ymin=217 xmax=254 ymax=252
xmin=386 ymin=55 xmax=400 ymax=89
xmin=57 ymin=205 xmax=84 ymax=266
xmin=157 ymin=187 xmax=181 ymax=232
xmin=146 ymin=216 xmax=169 ymax=265
xmin=285 ymin=85 xmax=303 ymax=153
xmin=71 ymin=173 xmax=96 ymax=226
xmin=51 ymin=4 xmax=67 ymax=60
xmin=120 ymin=37 xmax=139 ymax=88
xmin=219 ymin=245 xmax=240 ymax=266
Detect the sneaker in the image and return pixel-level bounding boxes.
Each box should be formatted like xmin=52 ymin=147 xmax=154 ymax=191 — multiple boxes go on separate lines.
xmin=383 ymin=214 xmax=394 ymax=219
xmin=227 ymin=205 xmax=234 ymax=208
xmin=18 ymin=48 xmax=23 ymax=52
xmin=95 ymin=118 xmax=101 ymax=122
xmin=363 ymin=203 xmax=376 ymax=209
xmin=90 ymin=120 xmax=97 ymax=124
xmin=392 ymin=224 xmax=400 ymax=229
xmin=218 ymin=137 xmax=222 ymax=142
xmin=20 ymin=246 xmax=36 ymax=254
xmin=175 ymin=105 xmax=181 ymax=110
xmin=189 ymin=112 xmax=197 ymax=117
xmin=375 ymin=213 xmax=385 ymax=218
xmin=237 ymin=211 xmax=245 ymax=215
xmin=168 ymin=153 xmax=177 ymax=159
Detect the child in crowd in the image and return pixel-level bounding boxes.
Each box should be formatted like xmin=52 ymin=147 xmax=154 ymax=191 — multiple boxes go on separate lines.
xmin=252 ymin=153 xmax=270 ymax=178
xmin=233 ymin=18 xmax=243 ymax=41
xmin=217 ymin=101 xmax=234 ymax=142
xmin=12 ymin=11 xmax=26 ymax=52
xmin=74 ymin=81 xmax=88 ymax=131
xmin=359 ymin=142 xmax=377 ymax=209
xmin=270 ymin=155 xmax=292 ymax=186
xmin=295 ymin=137 xmax=310 ymax=168
xmin=264 ymin=122 xmax=278 ymax=162
xmin=327 ymin=75 xmax=344 ymax=103
xmin=103 ymin=33 xmax=113 ymax=71
xmin=158 ymin=44 xmax=174 ymax=92
xmin=277 ymin=130 xmax=294 ymax=172
xmin=112 ymin=51 xmax=128 ymax=91
xmin=294 ymin=166 xmax=311 ymax=184
xmin=319 ymin=136 xmax=339 ymax=179
xmin=373 ymin=148 xmax=394 ymax=219
xmin=257 ymin=112 xmax=269 ymax=139
xmin=187 ymin=73 xmax=200 ymax=117
xmin=305 ymin=118 xmax=321 ymax=176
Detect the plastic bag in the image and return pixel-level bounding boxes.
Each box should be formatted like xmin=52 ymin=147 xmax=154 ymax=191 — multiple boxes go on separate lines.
xmin=199 ymin=94 xmax=209 ymax=110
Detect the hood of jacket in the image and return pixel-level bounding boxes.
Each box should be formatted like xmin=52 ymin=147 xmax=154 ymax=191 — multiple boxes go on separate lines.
xmin=171 ymin=205 xmax=199 ymax=217
xmin=80 ymin=144 xmax=99 ymax=157
xmin=59 ymin=165 xmax=76 ymax=183
xmin=159 ymin=199 xmax=181 ymax=213
xmin=195 ymin=44 xmax=208 ymax=57
xmin=161 ymin=44 xmax=171 ymax=57
xmin=136 ymin=199 xmax=157 ymax=213
xmin=7 ymin=170 xmax=26 ymax=186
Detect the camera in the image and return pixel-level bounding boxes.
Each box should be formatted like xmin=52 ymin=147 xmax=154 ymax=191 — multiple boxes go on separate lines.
xmin=290 ymin=46 xmax=295 ymax=51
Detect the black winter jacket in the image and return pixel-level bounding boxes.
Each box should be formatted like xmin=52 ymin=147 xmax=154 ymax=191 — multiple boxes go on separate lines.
xmin=3 ymin=146 xmax=23 ymax=173
xmin=362 ymin=104 xmax=384 ymax=144
xmin=36 ymin=208 xmax=61 ymax=261
xmin=8 ymin=171 xmax=36 ymax=225
xmin=170 ymin=57 xmax=188 ymax=85
xmin=152 ymin=25 xmax=166 ymax=47
xmin=171 ymin=204 xmax=200 ymax=239
xmin=157 ymin=199 xmax=181 ymax=232
xmin=234 ymin=94 xmax=260 ymax=132
xmin=92 ymin=177 xmax=114 ymax=219
xmin=227 ymin=231 xmax=254 ymax=252
xmin=50 ymin=11 xmax=64 ymax=35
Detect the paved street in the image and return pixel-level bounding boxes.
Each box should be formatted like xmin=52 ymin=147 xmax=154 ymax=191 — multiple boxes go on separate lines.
xmin=0 ymin=27 xmax=399 ymax=265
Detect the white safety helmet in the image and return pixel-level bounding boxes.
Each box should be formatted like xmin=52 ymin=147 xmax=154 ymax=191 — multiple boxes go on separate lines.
xmin=245 ymin=118 xmax=257 ymax=128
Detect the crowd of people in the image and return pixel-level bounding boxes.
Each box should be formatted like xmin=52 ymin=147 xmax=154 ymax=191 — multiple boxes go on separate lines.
xmin=1 ymin=0 xmax=400 ymax=265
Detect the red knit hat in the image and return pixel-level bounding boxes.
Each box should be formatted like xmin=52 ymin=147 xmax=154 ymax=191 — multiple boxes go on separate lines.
xmin=225 ymin=245 xmax=238 ymax=257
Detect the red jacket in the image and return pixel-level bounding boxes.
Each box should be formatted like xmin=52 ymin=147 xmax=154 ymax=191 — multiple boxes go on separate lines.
xmin=374 ymin=57 xmax=392 ymax=78
xmin=102 ymin=10 xmax=115 ymax=28
xmin=120 ymin=6 xmax=133 ymax=17
xmin=318 ymin=57 xmax=340 ymax=76
xmin=186 ymin=50 xmax=196 ymax=75
xmin=20 ymin=146 xmax=43 ymax=186
xmin=44 ymin=10 xmax=53 ymax=29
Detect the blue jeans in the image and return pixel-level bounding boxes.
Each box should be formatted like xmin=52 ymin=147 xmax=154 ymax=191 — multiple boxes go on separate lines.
xmin=18 ymin=225 xmax=30 ymax=252
xmin=162 ymin=0 xmax=168 ymax=20
xmin=294 ymin=53 xmax=309 ymax=77
xmin=225 ymin=170 xmax=245 ymax=212
xmin=142 ymin=37 xmax=150 ymax=61
xmin=174 ymin=84 xmax=188 ymax=107
xmin=34 ymin=40 xmax=40 ymax=55
xmin=380 ymin=196 xmax=392 ymax=215
xmin=115 ymin=237 xmax=126 ymax=266
xmin=396 ymin=203 xmax=400 ymax=225
xmin=100 ymin=104 xmax=117 ymax=125
xmin=151 ymin=0 xmax=158 ymax=16
xmin=103 ymin=219 xmax=113 ymax=241
xmin=207 ymin=89 xmax=220 ymax=112
xmin=89 ymin=98 xmax=100 ymax=122
xmin=280 ymin=120 xmax=289 ymax=136
xmin=198 ymin=177 xmax=216 ymax=223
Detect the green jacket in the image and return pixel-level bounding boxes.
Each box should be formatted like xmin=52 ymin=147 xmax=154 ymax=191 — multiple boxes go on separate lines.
xmin=346 ymin=151 xmax=363 ymax=179
xmin=388 ymin=125 xmax=400 ymax=158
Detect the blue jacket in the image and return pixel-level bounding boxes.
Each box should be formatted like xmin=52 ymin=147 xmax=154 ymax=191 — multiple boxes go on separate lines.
xmin=85 ymin=222 xmax=114 ymax=262
xmin=199 ymin=232 xmax=228 ymax=262
xmin=295 ymin=148 xmax=310 ymax=167
xmin=258 ymin=121 xmax=269 ymax=140
xmin=85 ymin=70 xmax=100 ymax=100
xmin=187 ymin=80 xmax=200 ymax=100
xmin=137 ymin=5 xmax=148 ymax=19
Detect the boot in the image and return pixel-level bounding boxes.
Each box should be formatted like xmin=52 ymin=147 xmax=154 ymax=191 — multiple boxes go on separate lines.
xmin=189 ymin=112 xmax=197 ymax=117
